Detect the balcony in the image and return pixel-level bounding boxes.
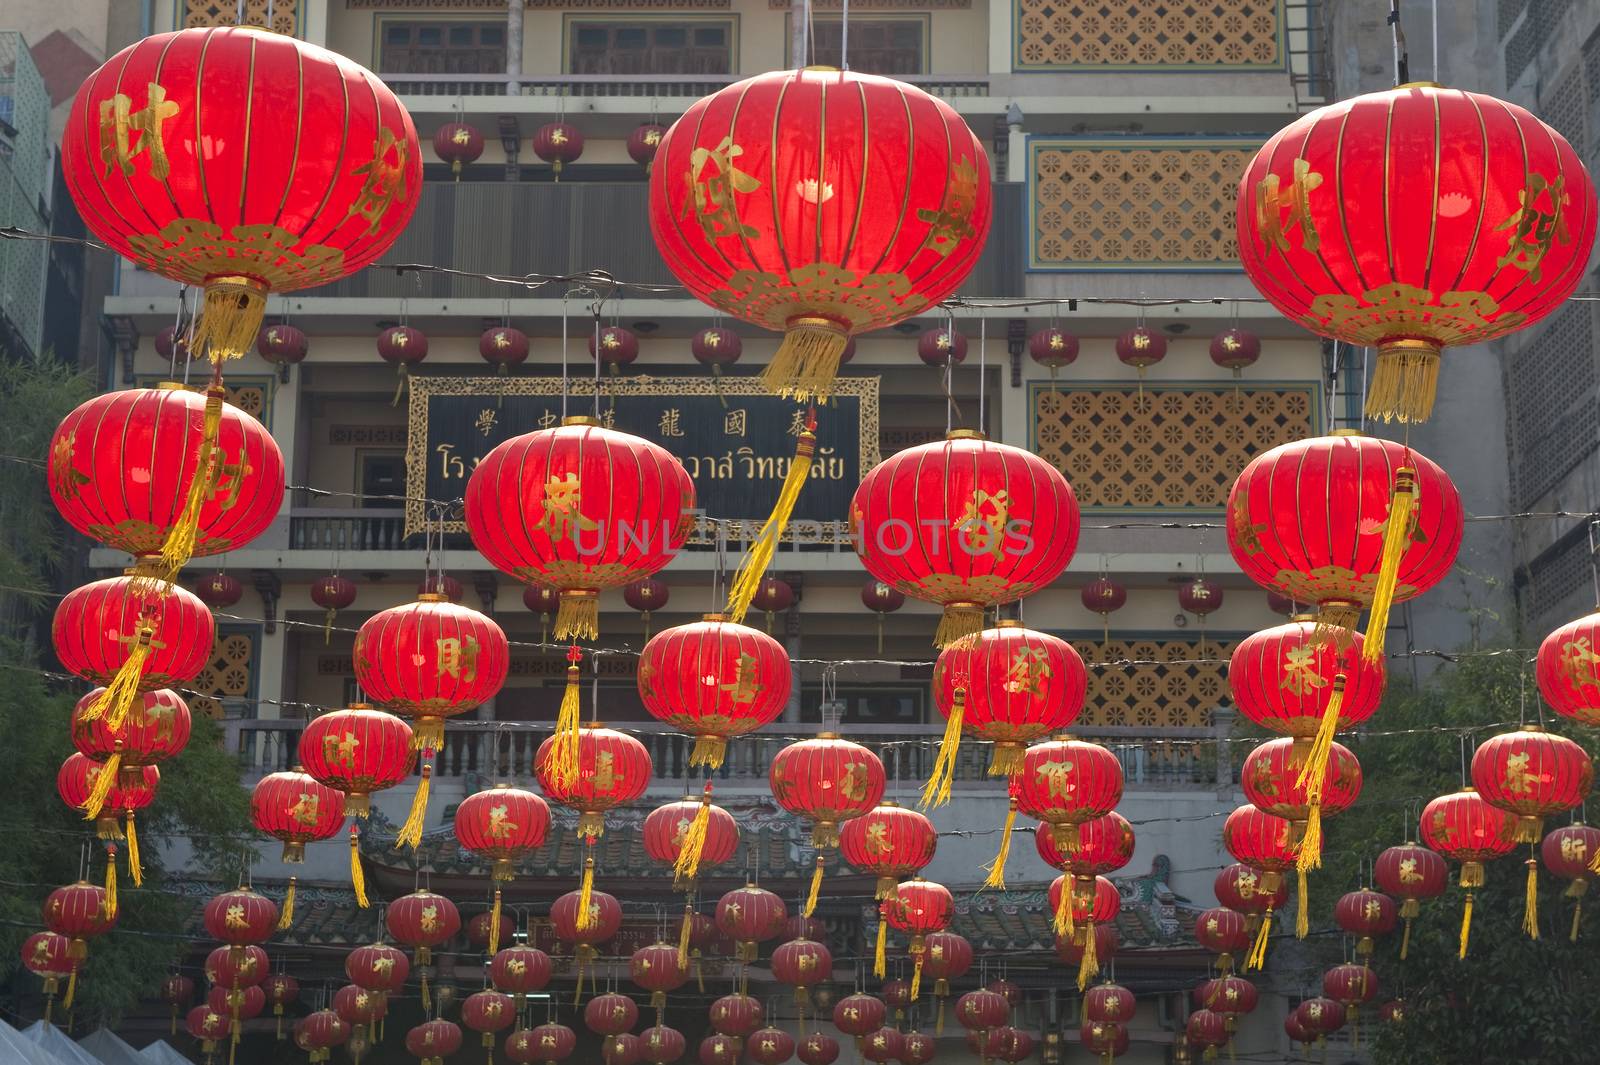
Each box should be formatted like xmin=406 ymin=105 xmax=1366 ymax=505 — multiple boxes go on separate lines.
xmin=383 ymin=72 xmax=992 ymax=101
xmin=288 ymin=508 xmax=408 ymax=552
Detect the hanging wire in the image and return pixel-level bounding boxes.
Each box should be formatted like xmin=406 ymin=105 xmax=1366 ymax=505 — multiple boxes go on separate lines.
xmin=978 ymin=315 xmax=987 ymax=432
xmin=1388 ymin=0 xmax=1410 ymax=85
xmin=840 ymin=0 xmax=850 ymax=70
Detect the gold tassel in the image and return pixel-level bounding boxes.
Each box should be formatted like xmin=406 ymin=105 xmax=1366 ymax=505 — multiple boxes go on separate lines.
xmin=1053 ymin=877 xmax=1074 ymax=938
xmin=804 ymin=855 xmax=825 ymax=918
xmin=1245 ymin=909 xmax=1272 ymax=971
xmin=1588 ymin=845 xmax=1600 ymax=876
xmin=1362 ymin=469 xmax=1416 ymax=664
xmin=910 ymin=955 xmax=923 ymax=1002
xmin=919 ymin=687 xmax=965 ymax=810
xmin=673 ymin=786 xmax=714 ymax=886
xmin=873 ymin=918 xmax=887 ymax=978
xmin=1295 ymin=866 xmax=1309 ymax=939
xmin=1364 ymin=339 xmax=1440 ymax=425
xmin=759 ymin=318 xmax=849 ymax=402
xmin=395 ymin=764 xmax=432 ymax=850
xmin=126 ymin=812 xmax=141 ymax=886
xmin=489 ymin=888 xmax=503 ymax=954
xmin=154 ymin=385 xmax=227 ymax=583
xmin=576 ymin=856 xmax=596 ymax=930
xmin=1572 ymin=895 xmax=1584 ymax=943
xmin=1401 ymin=917 xmax=1412 ymax=959
xmin=1076 ymin=919 xmax=1097 ymax=991
xmin=549 ymin=651 xmax=584 ymax=792
xmin=1523 ymin=858 xmax=1539 ymax=940
xmin=64 ymin=970 xmax=77 ymax=1010
xmin=1295 ymin=675 xmax=1344 ymax=817
xmin=983 ymin=797 xmax=1018 ymax=890
xmin=987 ymin=743 xmax=1026 ymax=779
xmin=933 ymin=604 xmax=983 ymax=648
xmin=193 ymin=277 xmax=267 ymax=362
xmin=695 ymin=951 xmax=705 ymax=993
xmin=80 ymin=632 xmax=154 ymax=729
xmin=678 ymin=905 xmax=693 ymax=968
xmin=391 ymin=364 xmax=408 ymax=407
xmin=323 ymin=607 xmax=337 ymax=645
xmin=81 ymin=751 xmax=122 ymax=821
xmin=421 ymin=973 xmax=431 ymax=1014
xmin=278 ymin=877 xmax=296 ymax=931
xmin=104 ymin=848 xmax=118 ymax=922
xmin=936 ymin=1000 xmax=945 ymax=1036
xmin=689 ymin=735 xmax=728 ymax=769
xmin=1458 ymin=892 xmax=1474 ymax=959
xmin=1296 ymin=802 xmax=1323 ymax=873
xmin=726 ymin=420 xmax=815 ymax=624
xmin=350 ymin=828 xmax=369 ymax=908
xmin=555 ymin=592 xmax=599 ymax=642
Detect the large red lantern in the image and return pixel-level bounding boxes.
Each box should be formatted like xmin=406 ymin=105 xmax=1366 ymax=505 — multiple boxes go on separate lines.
xmin=407 ymin=1019 xmax=464 ymax=1065
xmin=899 ymin=1032 xmax=936 ymax=1065
xmin=1237 ymin=83 xmax=1597 ymax=424
xmin=204 ymin=944 xmax=267 ymax=991
xmin=1221 ymin=806 xmax=1296 ymax=964
xmin=465 ymin=419 xmax=695 ymax=639
xmin=1542 ymin=823 xmax=1600 ymax=942
xmin=643 ymin=1026 xmax=686 ymax=1065
xmin=714 ymin=884 xmax=787 ymax=961
xmin=637 ymin=615 xmax=792 ymax=768
xmin=43 ymin=881 xmax=114 ymax=967
xmin=1016 ymin=738 xmax=1124 ymax=878
xmin=346 ymin=941 xmax=410 ymax=1000
xmin=251 ymin=767 xmax=346 ymax=862
xmin=862 ymin=1028 xmax=904 ymax=1065
xmin=1228 ymin=618 xmax=1386 ymax=737
xmin=1050 ymin=874 xmax=1121 ymax=988
xmin=300 ymin=705 xmax=415 ymax=817
xmin=1537 ymin=612 xmax=1600 ymax=725
xmin=919 ymin=930 xmax=971 ymax=1033
xmin=71 ymin=686 xmax=190 ymax=789
xmin=1420 ymin=789 xmax=1517 ymax=956
xmin=1184 ymin=1010 xmax=1227 ymax=1058
xmin=1194 ymin=908 xmax=1251 ymax=973
xmin=490 ymin=943 xmax=552 ymax=1001
xmin=586 ymin=992 xmax=640 ymax=1036
xmin=771 ymin=936 xmax=832 ymax=1006
xmin=536 ymin=723 xmax=651 ymax=916
xmin=649 ymin=68 xmax=992 ymax=401
xmin=1333 ymin=887 xmax=1397 ymax=960
xmin=1471 ymin=726 xmax=1593 ymax=841
xmin=203 ymin=888 xmax=277 ymax=963
xmin=631 ymin=940 xmax=690 ymax=1010
xmin=834 ymin=994 xmax=887 ymax=1048
xmin=643 ymin=787 xmax=741 ymax=888
xmin=700 ymin=1034 xmax=740 ymax=1065
xmin=840 ymin=802 xmax=938 ymax=900
xmin=57 ymin=753 xmax=157 ymax=849
xmin=453 ymin=782 xmax=549 ymax=952
xmin=187 ymin=1005 xmax=231 ymax=1057
xmin=710 ymin=992 xmax=763 ymax=1038
xmin=852 ymin=433 xmax=1079 ymax=646
xmin=1035 ymin=810 xmax=1136 ymax=878
xmin=1373 ymin=841 xmax=1449 ymax=959
xmin=1085 ymin=982 xmax=1134 ymax=1026
xmin=1241 ymin=736 xmax=1362 ymax=871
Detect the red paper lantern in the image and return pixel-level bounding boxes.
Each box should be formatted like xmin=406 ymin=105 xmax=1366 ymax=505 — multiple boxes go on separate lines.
xmin=58 ymin=728 xmax=161 ymax=840
xmin=73 ymin=687 xmax=191 ymax=774
xmin=203 ymin=888 xmax=278 ymax=949
xmin=43 ymin=882 xmax=114 ymax=961
xmin=1470 ymin=726 xmax=1593 ymax=841
xmin=551 ymin=888 xmax=622 ymax=987
xmin=834 ymin=993 xmax=887 ymax=1042
xmin=1028 ymin=327 xmax=1078 ymax=371
xmin=257 ymin=323 xmax=309 ymax=371
xmin=466 ymin=419 xmax=695 ymax=639
xmin=378 ymin=328 xmax=429 ymax=398
xmin=586 ymin=992 xmax=640 ymax=1035
xmin=54 ymin=573 xmax=214 ymax=698
xmin=536 ymin=724 xmax=652 ymax=840
xmin=1196 ymin=976 xmax=1257 ymax=1026
xmin=632 ymin=941 xmax=689 ymax=1009
xmin=490 ymin=944 xmax=552 ymax=999
xmin=714 ymin=884 xmax=787 ymax=961
xmin=187 ymin=1005 xmax=230 ymax=1050
xmin=773 ymin=937 xmax=832 ymax=1005
xmin=418 ymin=573 xmax=462 ymax=602
xmin=882 ymin=979 xmax=912 ymax=1015
xmin=525 ymin=583 xmax=562 ymax=619
xmin=1016 ymin=738 xmax=1124 ymax=861
xmin=455 ymin=783 xmax=551 ymax=879
xmin=195 ymin=572 xmax=243 ymax=608
xmin=1296 ymin=999 xmax=1346 ymax=1039
xmin=1379 ymin=1000 xmax=1406 ymax=1025
xmin=204 ymin=944 xmax=267 ymax=989
xmin=799 ymin=1032 xmax=840 ymax=1065
xmin=1213 ymin=864 xmax=1287 ymax=925
xmin=1240 ymin=736 xmax=1362 ymax=847
xmin=433 ymin=121 xmax=484 ymax=177
xmin=852 ymin=433 xmax=1079 ymax=646
xmin=1373 ymin=841 xmax=1449 ymax=958
xmin=1228 ymin=618 xmax=1386 ymax=737
xmin=921 ymin=929 xmax=973 ymax=1002
xmin=462 ymin=990 xmax=517 ymax=1049
xmin=407 ymin=1019 xmax=464 ymax=1064
xmin=1542 ymin=823 xmax=1600 ymax=941
xmin=606 ymin=1033 xmax=642 ymax=1065
xmin=300 ymin=705 xmax=415 ymax=816
xmin=300 ymin=1010 xmax=351 ymax=1054
xmin=700 ymin=1034 xmax=741 ymax=1065
xmin=649 ymin=68 xmax=991 ymax=401
xmin=533 ymin=122 xmax=583 ymax=176
xmin=785 ymin=914 xmax=827 ymax=942
xmin=1284 ymin=1012 xmax=1316 ymax=1051
xmin=1209 ymin=328 xmax=1260 ymax=375
xmin=863 ymin=1028 xmax=904 ymax=1065
xmin=481 ymin=325 xmax=530 ymax=371
xmin=1079 ymin=1020 xmax=1128 ymax=1062
xmin=267 ymin=971 xmax=298 ymax=1019
xmin=1049 ymin=874 xmax=1121 ymax=927
xmin=899 ymin=1032 xmax=936 ymax=1065
xmin=354 ymin=595 xmax=510 ymax=749
xmin=209 ymin=982 xmax=266 ymax=1021
xmin=710 ymin=992 xmax=763 ymax=1037
xmin=1221 ymin=806 xmax=1296 ymax=963
xmin=1237 ymin=83 xmax=1597 ymax=423
xmin=346 ymin=941 xmax=410 ymax=996
xmin=251 ymin=767 xmax=346 ymax=861
xmin=1266 ymin=590 xmax=1301 ymax=615
xmin=1420 ymin=789 xmax=1517 ymax=956
xmin=1184 ymin=1010 xmax=1227 ymax=1055
xmin=628 ymin=124 xmax=667 ymax=171
xmin=749 ymin=1028 xmax=796 ymax=1065
xmin=840 ymin=802 xmax=938 ymax=899
xmin=387 ymin=889 xmax=460 ymax=969
xmin=1084 ymin=983 xmax=1134 ymax=1024
xmin=861 ymin=580 xmax=907 ymax=652
xmin=1227 ymin=432 xmax=1463 ymax=658
xmin=1333 ymin=887 xmax=1397 ymax=959
xmin=1035 ymin=811 xmax=1136 ymax=877
xmin=310 ymin=574 xmax=357 ymax=642
xmin=588 ymin=325 xmax=639 ymax=370
xmin=1080 ymin=577 xmax=1126 ymax=636
xmin=21 ymin=931 xmax=76 ymax=1002
xmin=638 ymin=616 xmax=792 ymax=768
xmin=1194 ymin=908 xmax=1251 ymax=972
xmin=1537 ymin=612 xmax=1600 ymax=725
xmin=955 ymin=988 xmax=1009 ymax=1034
xmin=1115 ymin=326 xmax=1166 ymax=373
xmin=750 ymin=577 xmax=795 ymax=631
xmin=917 ymin=326 xmax=968 ymax=366
xmin=932 ymin=622 xmax=1088 ymax=779
xmin=643 ymin=791 xmax=740 ymax=884
xmin=62 ymin=26 xmax=420 ymax=363
xmin=1178 ymin=577 xmax=1222 ymax=617
xmin=769 ymin=734 xmax=885 ymax=847
xmin=691 ymin=326 xmax=742 ymax=367
xmin=643 ymin=1026 xmax=687 ymax=1065
xmin=1323 ymin=963 xmax=1377 ymax=1025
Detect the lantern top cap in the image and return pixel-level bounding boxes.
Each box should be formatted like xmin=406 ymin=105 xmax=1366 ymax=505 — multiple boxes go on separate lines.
xmin=417 ymin=592 xmax=446 ymax=602
xmin=818 ymin=731 xmax=840 ymax=740
xmin=347 ymin=702 xmax=373 ymax=711
xmin=1290 ymin=613 xmax=1317 ymax=622
xmin=1396 ymin=80 xmax=1446 ymax=90
xmin=702 ymin=612 xmax=727 ymax=622
xmin=563 ymin=415 xmax=601 ymax=427
xmin=881 ymin=800 xmax=899 ymax=808
xmin=1328 ymin=428 xmax=1366 ymax=438
xmin=946 ymin=429 xmax=986 ymax=441
xmin=494 ymin=782 xmax=512 ymax=789
xmin=995 ymin=619 xmax=1024 ymax=629
xmin=156 ymin=381 xmax=190 ymax=391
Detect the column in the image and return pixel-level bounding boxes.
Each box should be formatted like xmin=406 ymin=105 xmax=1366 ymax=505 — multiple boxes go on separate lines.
xmin=987 ymin=0 xmax=1012 ymax=76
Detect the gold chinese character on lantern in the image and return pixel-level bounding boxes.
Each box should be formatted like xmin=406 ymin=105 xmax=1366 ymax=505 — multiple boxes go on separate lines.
xmin=1563 ymin=835 xmax=1589 ymax=862
xmin=289 ymin=791 xmax=321 ymax=828
xmin=1495 ymin=173 xmax=1572 ymax=281
xmin=1398 ymin=857 xmax=1422 ymax=883
xmin=838 ymin=762 xmax=871 ymax=803
xmin=1034 ymin=760 xmax=1078 ymax=799
xmin=420 ymin=904 xmax=440 ymax=933
xmin=686 ymin=137 xmax=761 ymax=241
xmin=1501 ymin=751 xmax=1538 ymax=794
xmin=436 ymin=635 xmax=481 ymax=682
xmin=1254 ymin=158 xmax=1323 ymax=254
xmin=1003 ymin=646 xmax=1054 ymax=697
xmin=718 ymin=652 xmax=763 ymax=704
xmin=916 ymin=157 xmax=981 ymax=256
xmin=98 ymin=82 xmax=179 ymax=180
xmin=346 ymin=127 xmax=411 ymax=234
xmin=486 ymin=803 xmax=517 ymax=839
xmin=594 ymin=751 xmax=617 ymax=790
xmin=51 ymin=434 xmax=88 ymax=501
xmin=954 ymin=488 xmax=1010 ymax=560
xmin=534 ymin=473 xmax=598 ymax=541
xmin=1279 ymin=645 xmax=1328 ymax=696
xmin=225 ymin=904 xmax=248 ymax=929
xmin=863 ymin=820 xmax=891 ymax=854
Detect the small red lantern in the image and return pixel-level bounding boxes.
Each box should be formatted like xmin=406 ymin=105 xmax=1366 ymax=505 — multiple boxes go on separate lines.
xmin=154 ymin=325 xmax=192 ymax=362
xmin=772 ymin=937 xmax=832 ymax=1006
xmin=1079 ymin=1020 xmax=1128 ymax=1063
xmin=861 ymin=580 xmax=906 ymax=652
xmin=748 ymin=1028 xmax=796 ymax=1065
xmin=434 ymin=122 xmax=484 ymax=178
xmin=1080 ymin=576 xmax=1126 ymax=643
xmin=649 ymin=69 xmax=991 ymax=402
xmin=1085 ymin=983 xmax=1134 ymax=1025
xmin=461 ymin=990 xmax=517 ymax=1051
xmin=187 ymin=1005 xmax=231 ymax=1056
xmin=22 ymin=932 xmax=77 ymax=1018
xmin=840 ymin=801 xmax=938 ymax=900
xmin=1017 ymin=738 xmax=1124 ymax=877
xmin=43 ymin=882 xmax=114 ymax=964
xmin=628 ymin=123 xmax=667 ymax=172
xmin=1220 ymin=806 xmax=1296 ymax=964
xmin=386 ymin=889 xmax=459 ymax=1008
xmin=195 ymin=572 xmax=243 ymax=609
xmin=346 ymin=941 xmax=410 ymax=997
xmin=1115 ymin=326 xmax=1166 ymax=374
xmin=917 ymin=326 xmax=968 ymax=366
xmin=159 ymin=972 xmax=194 ymax=1034
xmin=551 ymin=888 xmax=622 ymax=991
xmin=882 ymin=978 xmax=912 ymax=1017
xmin=700 ymin=1034 xmax=741 ymax=1065
xmin=455 ymin=782 xmax=550 ymax=951
xmin=1266 ymin=590 xmax=1301 ymax=615
xmin=714 ymin=884 xmax=786 ymax=961
xmin=378 ymin=325 xmax=428 ymax=404
xmin=606 ymin=1034 xmax=642 ymax=1065
xmin=1333 ymin=887 xmax=1397 ymax=960
xmin=1537 ymin=612 xmax=1600 ymax=725
xmin=920 ymin=930 xmax=972 ymax=1031
xmin=586 ymin=992 xmax=640 ymax=1035
xmin=406 ymin=1018 xmax=463 ymax=1064
xmin=466 ymin=419 xmax=695 ymax=640
xmin=1196 ymin=976 xmax=1257 ymax=1034
xmin=785 ymin=914 xmax=826 ymax=942
xmin=852 ymin=433 xmax=1079 ymax=647
xmin=1034 ymin=810 xmax=1136 ymax=877
xmin=900 ymin=1033 xmax=935 ymax=1065
xmin=1542 ymin=823 xmax=1600 ymax=941
xmin=643 ymin=788 xmax=741 ymax=888
xmin=1213 ymin=864 xmax=1287 ymax=934
xmin=1420 ymin=789 xmax=1517 ymax=956
xmin=750 ymin=577 xmax=795 ymax=633
xmin=623 ymin=578 xmax=669 ymax=638
xmin=203 ymin=887 xmax=277 ymax=976
xmin=251 ymin=767 xmax=346 ymax=862
xmin=639 ymin=616 xmax=792 ymax=769
xmin=1194 ymin=908 xmax=1251 ymax=973
xmin=643 ymin=1026 xmax=686 ymax=1065
xmin=536 ymin=724 xmax=651 ymax=912
xmin=590 ymin=324 xmax=640 ymax=370
xmin=1379 ymin=1000 xmax=1406 ymax=1025
xmin=692 ymin=326 xmax=742 ymax=369
xmin=1284 ymin=1011 xmax=1316 ymax=1053
xmin=769 ymin=733 xmax=885 ymax=848
xmin=1241 ymin=736 xmax=1363 ymax=870
xmin=1322 ymin=963 xmax=1377 ymax=1031
xmin=1209 ymin=328 xmax=1260 ymax=375
xmin=1050 ymin=874 xmax=1121 ymax=988
xmin=266 ymin=972 xmax=299 ymax=1037
xmin=310 ymin=573 xmax=357 ymax=644
xmin=862 ymin=1028 xmax=904 ymax=1065
xmin=418 ymin=574 xmax=463 ymax=602
xmin=631 ymin=941 xmax=689 ymax=1010
xmin=710 ymin=992 xmax=763 ymax=1037
xmin=533 ymin=122 xmax=583 ymax=178
xmin=524 ymin=583 xmax=562 ymax=640
xmin=209 ymin=982 xmax=266 ymax=1031
xmin=955 ymin=988 xmax=1009 ymax=1038
xmin=1178 ymin=576 xmax=1222 ymax=618
xmin=1028 ymin=327 xmax=1078 ymax=375
xmin=799 ymin=1032 xmax=840 ymax=1065
xmin=835 ymin=993 xmax=887 ymax=1047
xmin=1183 ymin=1010 xmax=1227 ymax=1058
xmin=205 ymin=944 xmax=267 ymax=990
xmin=71 ymin=687 xmax=189 ymax=823
xmin=300 ymin=705 xmax=415 ymax=816
xmin=258 ymin=324 xmax=309 ymax=380
xmin=1373 ymin=841 xmax=1449 ymax=959
xmin=300 ymin=1010 xmax=351 ymax=1058
xmin=1471 ymin=726 xmax=1593 ymax=841
xmin=480 ymin=325 xmax=530 ymax=373
xmin=490 ymin=943 xmax=552 ymax=1000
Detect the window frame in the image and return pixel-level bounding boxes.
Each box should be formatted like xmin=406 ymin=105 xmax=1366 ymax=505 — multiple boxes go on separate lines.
xmin=372 ymin=15 xmax=510 ymax=76
xmin=786 ymin=13 xmax=931 ymax=75
xmin=560 ymin=13 xmax=741 ymax=77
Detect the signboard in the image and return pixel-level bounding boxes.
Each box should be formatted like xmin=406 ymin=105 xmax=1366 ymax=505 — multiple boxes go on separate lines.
xmin=405 ymin=376 xmax=880 ymax=543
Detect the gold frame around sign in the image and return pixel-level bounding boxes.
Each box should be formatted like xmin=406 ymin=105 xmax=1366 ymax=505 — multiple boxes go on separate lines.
xmin=404 ymin=374 xmax=882 ymax=540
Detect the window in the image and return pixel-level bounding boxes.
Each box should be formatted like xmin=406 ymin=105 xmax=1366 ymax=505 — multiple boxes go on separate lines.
xmin=567 ymin=19 xmax=733 ymax=76
xmin=379 ymin=20 xmax=506 ymax=75
xmin=799 ymin=684 xmax=926 ymax=724
xmin=359 ymin=452 xmax=405 ymax=509
xmin=806 ymin=18 xmax=926 ymax=76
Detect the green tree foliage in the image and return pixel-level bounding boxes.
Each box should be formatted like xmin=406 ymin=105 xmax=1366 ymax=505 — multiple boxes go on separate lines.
xmin=0 ymin=355 xmax=258 ymax=1025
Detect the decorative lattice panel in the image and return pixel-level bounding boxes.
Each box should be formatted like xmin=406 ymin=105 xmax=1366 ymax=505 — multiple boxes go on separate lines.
xmin=1540 ymin=65 xmax=1586 ymax=155
xmin=1508 ymin=303 xmax=1596 ymax=508
xmin=1073 ymin=638 xmax=1231 ymax=728
xmin=1528 ymin=530 xmax=1594 ymax=634
xmin=184 ymin=0 xmax=296 ymax=35
xmin=191 ymin=629 xmax=256 ymax=720
xmin=1030 ymin=138 xmax=1256 ymax=271
xmin=1034 ymin=386 xmax=1314 ymax=509
xmin=1585 ymin=27 xmax=1600 ymax=103
xmin=1015 ymin=1 xmax=1281 ymax=69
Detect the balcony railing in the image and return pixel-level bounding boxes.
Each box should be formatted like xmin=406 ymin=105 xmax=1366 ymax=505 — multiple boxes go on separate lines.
xmin=230 ymin=720 xmax=1233 ymax=790
xmin=384 ymin=72 xmax=992 ymax=100
xmin=288 ymin=509 xmax=408 ymax=552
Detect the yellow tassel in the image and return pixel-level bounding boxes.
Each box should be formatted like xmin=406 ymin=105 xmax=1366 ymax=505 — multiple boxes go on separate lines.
xmin=1401 ymin=918 xmax=1412 ymax=960
xmin=1076 ymin=919 xmax=1097 ymax=991
xmin=1523 ymin=858 xmax=1539 ymax=940
xmin=126 ymin=813 xmax=141 ymax=886
xmin=726 ymin=422 xmax=815 ymax=625
xmin=554 ymin=592 xmax=599 ymax=642
xmin=873 ymin=918 xmax=887 ymax=978
xmin=278 ymin=877 xmax=296 ymax=931
xmin=936 ymin=1000 xmax=945 ymax=1036
xmin=350 ymin=829 xmax=368 ymax=908
xmin=576 ymin=856 xmax=596 ymax=930
xmin=688 ymin=735 xmax=728 ymax=770
xmin=804 ymin=855 xmax=825 ymax=918
xmin=395 ymin=764 xmax=432 ymax=850
xmin=1364 ymin=339 xmax=1440 ymax=425
xmin=489 ymin=888 xmax=503 ymax=954
xmin=759 ymin=318 xmax=849 ymax=402
xmin=104 ymin=849 xmax=118 ymax=922
xmin=910 ymin=956 xmax=923 ymax=1002
xmin=1362 ymin=469 xmax=1416 ymax=664
xmin=1572 ymin=897 xmax=1584 ymax=943
xmin=1458 ymin=892 xmax=1474 ymax=959
xmin=391 ymin=364 xmax=408 ymax=407
xmin=421 ymin=973 xmax=430 ymax=1014
xmin=674 ymin=786 xmax=714 ymax=886
xmin=987 ymin=743 xmax=1026 ymax=779
xmin=64 ymin=970 xmax=77 ymax=1010
xmin=81 ymin=752 xmax=122 ymax=821
xmin=1588 ymin=845 xmax=1600 ymax=876
xmin=919 ymin=687 xmax=965 ymax=810
xmin=193 ymin=277 xmax=267 ymax=362
xmin=549 ymin=654 xmax=584 ymax=792
xmin=1296 ymin=802 xmax=1323 ymax=874
xmin=1053 ymin=876 xmax=1074 ymax=938
xmin=1295 ymin=675 xmax=1344 ymax=813
xmin=933 ymin=604 xmax=983 ymax=648
xmin=1245 ymin=909 xmax=1272 ymax=971
xmin=323 ymin=607 xmax=337 ymax=645
xmin=678 ymin=905 xmax=693 ymax=968
xmin=983 ymin=798 xmax=1018 ymax=890
xmin=1295 ymin=866 xmax=1309 ymax=939
xmin=155 ymin=386 xmax=227 ymax=582
xmin=81 ymin=637 xmax=153 ymax=730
